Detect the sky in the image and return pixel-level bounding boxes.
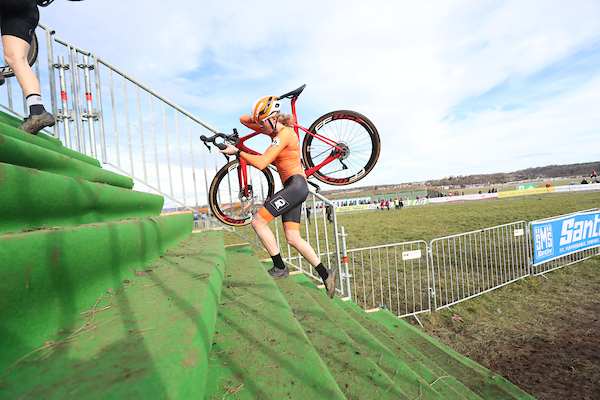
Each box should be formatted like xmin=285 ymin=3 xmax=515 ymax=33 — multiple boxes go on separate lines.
xmin=39 ymin=0 xmax=600 ymax=189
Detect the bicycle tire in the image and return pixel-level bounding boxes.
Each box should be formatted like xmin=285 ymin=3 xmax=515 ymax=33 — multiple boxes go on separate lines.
xmin=209 ymin=160 xmax=275 ymax=226
xmin=303 ymin=110 xmax=380 ymax=186
xmin=0 ymin=31 xmax=39 ymax=78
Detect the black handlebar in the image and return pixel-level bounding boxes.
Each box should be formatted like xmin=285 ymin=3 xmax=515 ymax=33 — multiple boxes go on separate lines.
xmin=200 ymin=132 xmax=240 ymax=151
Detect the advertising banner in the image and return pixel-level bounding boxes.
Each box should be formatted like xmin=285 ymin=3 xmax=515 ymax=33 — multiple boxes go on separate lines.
xmin=428 ymin=193 xmax=497 ymax=204
xmin=336 ymin=204 xmax=379 ymax=213
xmin=531 ymin=211 xmax=600 ymax=265
xmin=554 ymin=183 xmax=600 ymax=193
xmin=498 ymin=187 xmax=555 ymax=198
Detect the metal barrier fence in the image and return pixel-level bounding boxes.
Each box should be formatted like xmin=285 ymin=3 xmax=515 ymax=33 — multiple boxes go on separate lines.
xmin=429 ymin=221 xmax=530 ymax=312
xmin=344 ymin=240 xmax=430 ymax=318
xmin=341 ymin=214 xmax=597 ymax=320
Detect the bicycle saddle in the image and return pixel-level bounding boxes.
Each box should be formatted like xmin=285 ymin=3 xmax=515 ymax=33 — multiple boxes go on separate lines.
xmin=279 ymin=84 xmax=306 ymax=99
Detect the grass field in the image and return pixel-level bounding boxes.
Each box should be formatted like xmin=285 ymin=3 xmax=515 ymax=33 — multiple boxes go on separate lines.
xmin=223 ymin=190 xmax=600 ymax=399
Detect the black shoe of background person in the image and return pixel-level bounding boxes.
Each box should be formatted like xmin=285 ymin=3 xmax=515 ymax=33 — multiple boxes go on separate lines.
xmin=18 ymin=110 xmax=55 ymax=135
xmin=324 ymin=269 xmax=337 ymax=299
xmin=268 ymin=265 xmax=290 ymax=280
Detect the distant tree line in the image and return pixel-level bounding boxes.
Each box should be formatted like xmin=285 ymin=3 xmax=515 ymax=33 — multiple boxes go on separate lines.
xmin=429 ymin=161 xmax=600 ymax=188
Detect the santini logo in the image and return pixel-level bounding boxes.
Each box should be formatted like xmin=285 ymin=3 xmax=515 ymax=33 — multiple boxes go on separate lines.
xmin=270 ymin=196 xmax=289 ymax=211
xmin=534 ymin=224 xmax=554 ymax=258
xmin=559 ymin=215 xmax=600 ymax=246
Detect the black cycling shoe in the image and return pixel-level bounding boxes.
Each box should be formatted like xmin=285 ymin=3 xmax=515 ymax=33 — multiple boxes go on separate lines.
xmin=324 ymin=269 xmax=337 ymax=299
xmin=18 ymin=111 xmax=55 ymax=135
xmin=268 ymin=265 xmax=289 ymax=280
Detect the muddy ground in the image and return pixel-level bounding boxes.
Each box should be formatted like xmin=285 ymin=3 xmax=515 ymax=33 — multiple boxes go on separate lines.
xmin=413 ymin=258 xmax=600 ymax=400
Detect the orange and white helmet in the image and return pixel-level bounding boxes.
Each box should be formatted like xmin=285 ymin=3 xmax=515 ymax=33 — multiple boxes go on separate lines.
xmin=251 ymin=96 xmax=281 ymax=122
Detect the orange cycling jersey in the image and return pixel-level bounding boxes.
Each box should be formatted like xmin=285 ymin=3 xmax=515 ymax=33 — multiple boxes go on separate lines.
xmin=239 ymin=116 xmax=306 ymax=184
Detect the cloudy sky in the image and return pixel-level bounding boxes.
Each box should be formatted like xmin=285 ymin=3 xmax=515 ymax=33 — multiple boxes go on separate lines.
xmin=40 ymin=0 xmax=600 ymax=187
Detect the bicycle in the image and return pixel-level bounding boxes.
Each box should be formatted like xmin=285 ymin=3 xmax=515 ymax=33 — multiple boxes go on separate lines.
xmin=200 ymin=84 xmax=381 ymax=226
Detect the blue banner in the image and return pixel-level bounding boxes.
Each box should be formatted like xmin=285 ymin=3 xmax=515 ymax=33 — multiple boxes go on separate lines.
xmin=532 ymin=211 xmax=600 ymax=265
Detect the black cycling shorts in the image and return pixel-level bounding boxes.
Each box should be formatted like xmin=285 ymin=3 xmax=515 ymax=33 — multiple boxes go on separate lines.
xmin=259 ymin=174 xmax=309 ymax=230
xmin=0 ymin=0 xmax=39 ymax=43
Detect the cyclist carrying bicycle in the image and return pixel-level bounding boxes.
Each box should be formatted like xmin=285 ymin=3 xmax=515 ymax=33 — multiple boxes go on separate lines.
xmin=220 ymin=96 xmax=338 ymax=299
xmin=0 ymin=0 xmax=55 ymax=134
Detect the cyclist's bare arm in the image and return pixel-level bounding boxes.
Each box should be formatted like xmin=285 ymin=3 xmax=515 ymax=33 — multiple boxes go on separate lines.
xmin=240 ymin=115 xmax=260 ymax=131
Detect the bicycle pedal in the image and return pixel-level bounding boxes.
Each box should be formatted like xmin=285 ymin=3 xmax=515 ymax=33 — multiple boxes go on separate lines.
xmin=307 ymin=180 xmax=321 ymax=193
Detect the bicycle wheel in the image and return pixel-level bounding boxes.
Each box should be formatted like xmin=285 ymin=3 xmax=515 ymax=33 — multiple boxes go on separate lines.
xmin=303 ymin=110 xmax=380 ymax=186
xmin=209 ymin=160 xmax=275 ymax=226
xmin=0 ymin=31 xmax=39 ymax=78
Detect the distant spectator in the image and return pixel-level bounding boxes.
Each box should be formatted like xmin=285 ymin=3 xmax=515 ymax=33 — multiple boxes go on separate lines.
xmin=326 ymin=204 xmax=333 ymax=223
xmin=306 ymin=205 xmax=311 ymax=224
xmin=581 ymin=179 xmax=589 ymax=184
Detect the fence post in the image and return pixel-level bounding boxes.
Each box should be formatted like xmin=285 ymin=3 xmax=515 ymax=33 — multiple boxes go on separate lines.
xmin=54 ymin=55 xmax=74 ymax=150
xmin=427 ymin=245 xmax=437 ymax=312
xmin=79 ymin=54 xmax=99 ymax=159
xmin=338 ymin=226 xmax=352 ymax=298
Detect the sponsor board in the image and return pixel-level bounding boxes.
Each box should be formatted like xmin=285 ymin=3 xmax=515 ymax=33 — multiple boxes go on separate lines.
xmin=554 ymin=183 xmax=600 ymax=193
xmin=429 ymin=193 xmax=497 ymax=203
xmin=531 ymin=211 xmax=600 ymax=265
xmin=498 ymin=187 xmax=555 ymax=198
xmin=336 ymin=204 xmax=379 ymax=213
xmin=402 ymin=249 xmax=422 ymax=260
xmin=517 ymin=184 xmax=536 ymax=190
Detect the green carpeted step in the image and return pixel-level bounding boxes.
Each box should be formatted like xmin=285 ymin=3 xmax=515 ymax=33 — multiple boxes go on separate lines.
xmin=0 ymin=130 xmax=133 ymax=188
xmin=0 ymin=112 xmax=100 ymax=167
xmin=291 ymin=272 xmax=472 ymax=399
xmin=367 ymin=309 xmax=536 ymax=400
xmin=276 ymin=273 xmax=411 ymax=400
xmin=0 ymin=229 xmax=226 ymax=399
xmin=0 ymin=212 xmax=193 ymax=376
xmin=205 ymin=245 xmax=345 ymax=400
xmin=0 ymin=162 xmax=162 ymax=235
xmin=332 ymin=295 xmax=482 ymax=399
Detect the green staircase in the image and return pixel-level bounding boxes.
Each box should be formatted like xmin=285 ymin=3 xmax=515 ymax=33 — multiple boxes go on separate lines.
xmin=0 ymin=112 xmax=535 ymax=399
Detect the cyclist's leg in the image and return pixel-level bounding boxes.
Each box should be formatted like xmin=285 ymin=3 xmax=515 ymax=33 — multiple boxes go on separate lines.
xmin=280 ymin=187 xmax=336 ymax=298
xmin=254 ymin=174 xmax=308 ymax=255
xmin=252 ymin=177 xmax=305 ymax=256
xmin=278 ymin=177 xmax=320 ymax=267
xmin=2 ymin=35 xmax=39 ymax=96
xmin=250 ymin=211 xmax=280 ymax=256
xmin=1 ymin=1 xmax=40 ymax=96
